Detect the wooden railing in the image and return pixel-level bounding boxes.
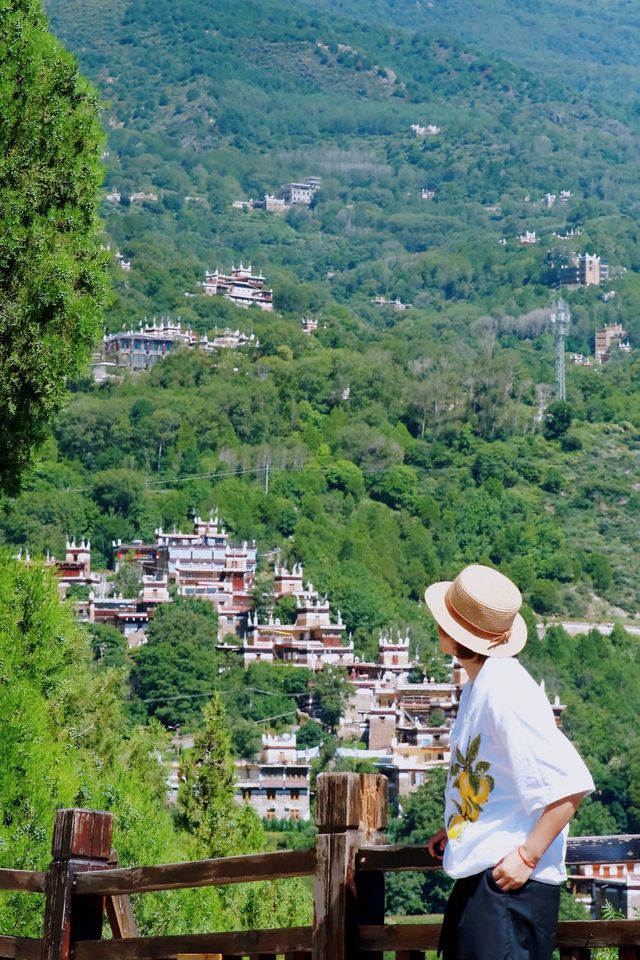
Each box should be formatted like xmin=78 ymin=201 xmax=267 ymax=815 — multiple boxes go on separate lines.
xmin=1 ymin=773 xmax=640 ymax=959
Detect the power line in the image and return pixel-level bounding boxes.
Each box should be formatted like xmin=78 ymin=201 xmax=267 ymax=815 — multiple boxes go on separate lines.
xmin=137 ymin=684 xmax=313 ymax=705
xmin=58 ymin=462 xmax=303 ymax=494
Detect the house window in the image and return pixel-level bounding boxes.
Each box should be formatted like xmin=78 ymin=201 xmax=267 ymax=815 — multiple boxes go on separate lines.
xmin=242 ymin=789 xmax=252 ymax=800
xmin=290 ymin=810 xmax=300 ymax=821
xmin=266 ymin=789 xmax=276 ymax=800
xmin=265 ymin=811 xmax=275 ymax=821
xmin=290 ymin=790 xmax=300 ymax=800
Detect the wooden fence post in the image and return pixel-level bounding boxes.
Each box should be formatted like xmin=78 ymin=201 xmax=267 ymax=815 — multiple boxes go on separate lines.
xmin=42 ymin=808 xmax=114 ymax=960
xmin=312 ymin=772 xmax=387 ymax=960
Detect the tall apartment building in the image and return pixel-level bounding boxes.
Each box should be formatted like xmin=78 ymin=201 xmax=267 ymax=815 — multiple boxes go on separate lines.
xmin=579 ymin=253 xmax=608 ymax=286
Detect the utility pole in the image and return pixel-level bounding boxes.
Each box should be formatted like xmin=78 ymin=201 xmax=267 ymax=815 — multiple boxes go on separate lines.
xmin=264 ymin=459 xmax=270 ymax=495
xmin=551 ymin=297 xmax=570 ymax=401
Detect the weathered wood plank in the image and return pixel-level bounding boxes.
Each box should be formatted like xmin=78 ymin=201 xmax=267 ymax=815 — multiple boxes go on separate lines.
xmin=395 ymin=952 xmax=425 ymax=960
xmin=73 ymin=928 xmax=313 ymax=960
xmin=315 ymin=774 xmax=387 ymax=835
xmin=357 ymin=836 xmax=640 ymax=873
xmin=74 ymin=848 xmax=316 ymax=895
xmin=105 ymin=895 xmax=139 ymax=938
xmin=557 ymin=920 xmax=640 ymax=948
xmin=315 ymin=772 xmax=362 ymax=832
xmin=357 ymin=924 xmax=440 ymax=951
xmin=312 ymin=831 xmax=359 ymax=960
xmin=0 ymin=936 xmax=42 ymax=960
xmin=356 ymin=845 xmax=443 ymax=874
xmin=313 ymin=773 xmax=388 ymax=960
xmin=176 ymin=954 xmax=222 ymax=960
xmin=0 ymin=869 xmax=45 ymax=893
xmin=42 ymin=810 xmax=114 ymax=960
xmin=559 ymin=951 xmax=590 ymax=960
xmin=619 ymin=947 xmax=640 ymax=959
xmin=52 ymin=809 xmax=113 ymax=861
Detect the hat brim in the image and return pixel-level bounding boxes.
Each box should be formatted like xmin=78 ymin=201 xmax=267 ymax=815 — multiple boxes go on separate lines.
xmin=424 ymin=581 xmax=528 ymax=658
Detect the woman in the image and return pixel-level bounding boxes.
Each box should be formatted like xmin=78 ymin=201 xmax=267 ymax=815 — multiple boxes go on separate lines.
xmin=424 ymin=564 xmax=594 ymax=960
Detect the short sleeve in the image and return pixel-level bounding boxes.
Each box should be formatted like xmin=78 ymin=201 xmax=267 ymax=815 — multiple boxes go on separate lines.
xmin=491 ymin=681 xmax=595 ymax=815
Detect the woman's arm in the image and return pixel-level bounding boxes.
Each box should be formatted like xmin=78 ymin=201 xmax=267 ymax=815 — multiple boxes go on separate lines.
xmin=492 ymin=791 xmax=589 ymax=891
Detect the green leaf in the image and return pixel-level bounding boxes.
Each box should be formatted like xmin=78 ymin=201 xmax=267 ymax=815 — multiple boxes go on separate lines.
xmin=467 ymin=735 xmax=481 ymax=763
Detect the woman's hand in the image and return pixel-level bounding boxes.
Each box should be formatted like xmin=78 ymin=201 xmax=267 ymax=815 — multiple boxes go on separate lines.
xmin=491 ymin=849 xmax=533 ymax=891
xmin=427 ymin=827 xmax=448 ymax=860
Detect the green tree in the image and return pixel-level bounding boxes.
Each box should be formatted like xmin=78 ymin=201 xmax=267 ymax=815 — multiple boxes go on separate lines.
xmin=87 ymin=622 xmax=129 ymax=668
xmin=0 ymin=554 xmax=223 ymax=936
xmin=0 ymin=0 xmax=107 ymax=493
xmin=273 ymin=594 xmax=298 ymax=624
xmin=131 ymin=599 xmax=219 ymax=727
xmin=543 ymin=402 xmax=572 ymax=440
xmin=113 ymin=558 xmax=142 ymax=598
xmin=311 ymin=666 xmax=351 ymax=732
xmin=92 ymin=469 xmax=145 ymax=516
xmin=177 ymin=694 xmax=262 ymax=856
xmin=297 ymin=721 xmax=325 ymax=749
xmin=529 ymin=578 xmax=561 ymax=615
xmin=386 ymin=770 xmax=454 ymax=915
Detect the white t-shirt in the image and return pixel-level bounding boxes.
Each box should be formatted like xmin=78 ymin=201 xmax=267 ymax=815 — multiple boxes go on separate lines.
xmin=443 ymin=657 xmax=594 ymax=885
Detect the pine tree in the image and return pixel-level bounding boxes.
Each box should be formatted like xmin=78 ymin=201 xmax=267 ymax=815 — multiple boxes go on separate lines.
xmin=177 ymin=694 xmax=263 ymax=857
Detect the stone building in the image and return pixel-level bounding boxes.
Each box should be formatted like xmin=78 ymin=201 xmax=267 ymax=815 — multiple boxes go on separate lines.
xmin=202 ymin=264 xmax=273 ymax=311
xmin=113 ymin=514 xmax=258 ymax=636
xmin=595 ymin=323 xmax=630 ymax=364
xmin=235 ymin=733 xmax=315 ymax=821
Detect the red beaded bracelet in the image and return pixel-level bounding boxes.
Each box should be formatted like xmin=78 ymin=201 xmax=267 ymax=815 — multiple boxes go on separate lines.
xmin=517 ymin=846 xmax=536 ymax=869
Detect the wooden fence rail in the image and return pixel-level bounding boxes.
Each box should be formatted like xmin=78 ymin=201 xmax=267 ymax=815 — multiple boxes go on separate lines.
xmin=1 ymin=773 xmax=640 ymax=959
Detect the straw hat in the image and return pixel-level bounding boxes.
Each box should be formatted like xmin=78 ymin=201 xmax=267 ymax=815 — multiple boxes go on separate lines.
xmin=424 ymin=564 xmax=527 ymax=657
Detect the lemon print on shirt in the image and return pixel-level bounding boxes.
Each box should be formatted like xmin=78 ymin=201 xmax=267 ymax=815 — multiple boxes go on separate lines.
xmin=447 ymin=734 xmax=494 ymax=840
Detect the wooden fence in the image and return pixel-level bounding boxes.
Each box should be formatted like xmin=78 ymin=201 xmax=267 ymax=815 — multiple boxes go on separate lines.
xmin=1 ymin=772 xmax=640 ymax=959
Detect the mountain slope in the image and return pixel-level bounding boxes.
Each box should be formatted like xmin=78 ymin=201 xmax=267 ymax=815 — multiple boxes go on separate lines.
xmin=42 ymin=0 xmax=640 ymax=348
xmin=300 ymin=0 xmax=640 ymax=108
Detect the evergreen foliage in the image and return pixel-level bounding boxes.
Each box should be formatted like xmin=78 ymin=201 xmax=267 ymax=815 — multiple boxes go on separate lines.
xmin=177 ymin=694 xmax=263 ymax=857
xmin=0 ymin=555 xmax=312 ymax=935
xmin=131 ymin=598 xmax=220 ymax=726
xmin=0 ymin=0 xmax=107 ymax=494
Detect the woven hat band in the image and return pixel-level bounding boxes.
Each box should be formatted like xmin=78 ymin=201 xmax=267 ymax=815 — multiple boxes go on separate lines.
xmin=444 ymin=590 xmax=513 ymax=648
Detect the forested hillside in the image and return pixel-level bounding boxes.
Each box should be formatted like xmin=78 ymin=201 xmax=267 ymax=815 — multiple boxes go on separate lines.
xmin=304 ymin=0 xmax=640 ymax=108
xmin=44 ymin=0 xmax=640 ymax=346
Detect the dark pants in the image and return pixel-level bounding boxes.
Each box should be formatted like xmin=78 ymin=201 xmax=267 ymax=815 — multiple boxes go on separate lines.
xmin=438 ymin=868 xmax=561 ymax=960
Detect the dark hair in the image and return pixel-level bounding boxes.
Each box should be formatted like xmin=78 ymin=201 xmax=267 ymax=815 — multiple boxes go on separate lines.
xmin=451 ymin=639 xmax=488 ymax=663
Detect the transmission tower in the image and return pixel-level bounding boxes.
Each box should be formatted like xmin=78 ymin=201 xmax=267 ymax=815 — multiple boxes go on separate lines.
xmin=550 ymin=298 xmax=570 ymax=401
